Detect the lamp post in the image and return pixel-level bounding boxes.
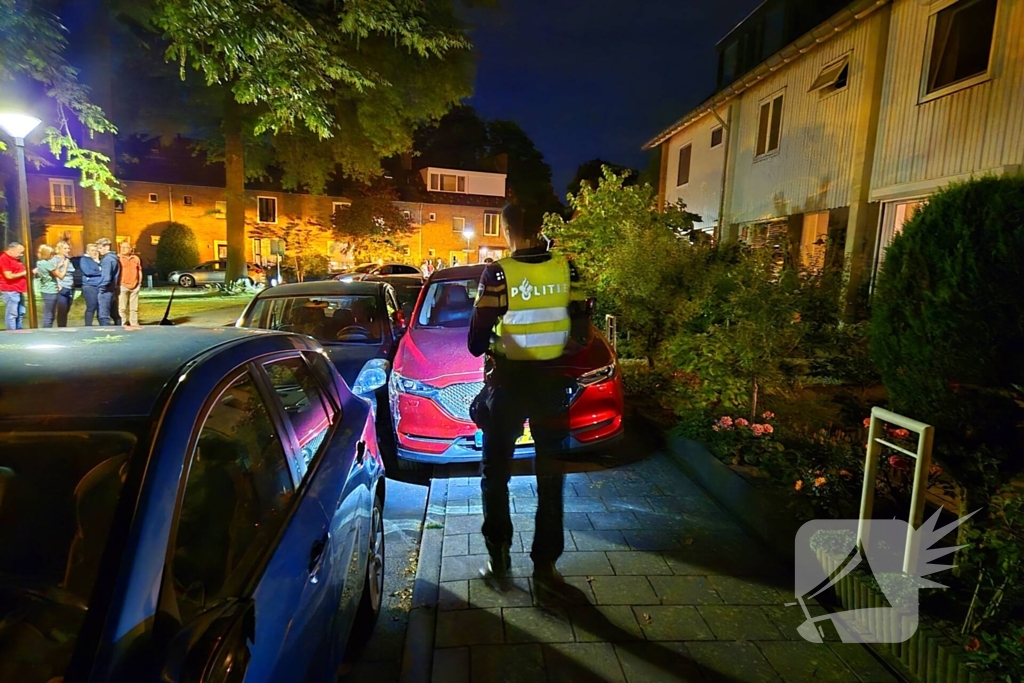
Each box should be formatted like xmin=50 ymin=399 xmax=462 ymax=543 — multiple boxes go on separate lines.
xmin=462 ymin=227 xmax=474 ymax=264
xmin=0 ymin=112 xmax=42 ymax=328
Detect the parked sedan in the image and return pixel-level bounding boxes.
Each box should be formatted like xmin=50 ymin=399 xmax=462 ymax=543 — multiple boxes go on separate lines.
xmin=169 ymin=260 xmax=266 ymax=287
xmin=236 ymin=280 xmax=408 ymax=464
xmin=334 ymin=263 xmax=422 ymax=282
xmin=0 ymin=328 xmax=386 ymax=683
xmin=389 ymin=264 xmax=624 ymax=466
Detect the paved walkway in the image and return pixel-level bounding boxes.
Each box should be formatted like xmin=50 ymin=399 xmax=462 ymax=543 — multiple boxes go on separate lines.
xmin=418 ymin=454 xmax=900 ymax=683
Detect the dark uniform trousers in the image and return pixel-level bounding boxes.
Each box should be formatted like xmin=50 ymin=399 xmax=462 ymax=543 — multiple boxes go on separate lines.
xmin=474 ymin=357 xmax=573 ymax=565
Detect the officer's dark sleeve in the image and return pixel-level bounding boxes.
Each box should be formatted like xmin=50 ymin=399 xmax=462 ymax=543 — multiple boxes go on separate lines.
xmin=566 ymin=258 xmax=589 ymax=342
xmin=468 ymin=263 xmax=508 ymax=357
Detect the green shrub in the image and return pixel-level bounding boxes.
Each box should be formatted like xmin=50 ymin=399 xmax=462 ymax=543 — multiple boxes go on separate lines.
xmin=870 ymin=175 xmax=1024 ymax=489
xmin=156 ymin=223 xmax=201 ymax=278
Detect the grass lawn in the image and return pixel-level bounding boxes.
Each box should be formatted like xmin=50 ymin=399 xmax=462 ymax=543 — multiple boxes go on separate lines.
xmin=0 ymin=287 xmax=254 ymax=327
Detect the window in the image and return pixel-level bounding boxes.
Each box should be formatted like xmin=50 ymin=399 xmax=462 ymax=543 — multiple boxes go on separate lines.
xmin=711 ymin=126 xmax=724 ymax=148
xmin=214 ymin=241 xmax=228 ymax=259
xmin=810 ymin=55 xmax=850 ymax=94
xmin=183 ymin=195 xmax=194 ymax=206
xmin=430 ymin=173 xmax=467 ymax=193
xmin=148 ymin=193 xmax=158 ymax=203
xmin=755 ymin=93 xmax=785 ymax=158
xmin=801 ymin=211 xmax=830 ymax=272
xmin=416 ymin=279 xmax=478 ymax=328
xmin=676 ymin=144 xmax=692 ymax=186
xmin=452 ymin=216 xmax=466 ymax=233
xmin=215 ymin=201 xmax=227 ymax=218
xmin=484 ymin=212 xmax=501 ymax=237
xmin=172 ymin=373 xmax=294 ymax=615
xmin=428 ymin=249 xmax=436 ymax=257
xmin=49 ymin=179 xmax=75 ymax=212
xmin=924 ymin=0 xmax=997 ymax=97
xmin=257 ymin=196 xmax=278 ymax=224
xmin=151 ymin=235 xmax=161 ymax=245
xmin=402 ymin=210 xmax=413 ymax=221
xmin=114 ymin=199 xmax=126 ymax=213
xmin=263 ymin=357 xmax=335 ymax=481
xmin=428 ymin=212 xmax=437 ymax=222
xmin=332 ymin=201 xmax=350 ymax=215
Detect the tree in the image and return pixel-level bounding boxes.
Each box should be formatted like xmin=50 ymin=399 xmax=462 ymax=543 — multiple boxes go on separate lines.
xmin=567 ymin=158 xmax=637 ymax=198
xmin=250 ymin=215 xmax=332 ymax=283
xmin=138 ymin=0 xmax=474 ymax=283
xmin=333 ymin=185 xmax=414 ymax=264
xmin=156 ymin=222 xmax=200 ymax=276
xmin=486 ymin=119 xmax=562 ymax=227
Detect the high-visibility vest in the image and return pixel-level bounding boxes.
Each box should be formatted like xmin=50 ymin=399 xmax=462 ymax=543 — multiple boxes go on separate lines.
xmin=491 ymin=254 xmax=571 ymax=361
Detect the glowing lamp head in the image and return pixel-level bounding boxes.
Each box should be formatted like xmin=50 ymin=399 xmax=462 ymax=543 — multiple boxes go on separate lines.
xmin=0 ymin=112 xmax=41 ymax=140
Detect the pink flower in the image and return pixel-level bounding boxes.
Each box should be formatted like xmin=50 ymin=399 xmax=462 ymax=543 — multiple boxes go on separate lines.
xmin=891 ymin=428 xmax=911 ymax=439
xmin=762 ymin=424 xmax=774 ymax=434
xmin=889 ymin=455 xmax=910 ymax=470
xmin=862 ymin=417 xmax=871 ymax=428
xmin=712 ymin=425 xmax=720 ymax=432
xmin=751 ymin=424 xmax=765 ymax=437
xmin=839 ymin=469 xmax=853 ymax=478
xmin=762 ymin=411 xmax=775 ymax=420
xmin=929 ymin=464 xmax=943 ymax=478
xmin=735 ymin=418 xmax=750 ymax=428
xmin=718 ymin=416 xmax=733 ymax=428
xmin=964 ymin=637 xmax=980 ymax=652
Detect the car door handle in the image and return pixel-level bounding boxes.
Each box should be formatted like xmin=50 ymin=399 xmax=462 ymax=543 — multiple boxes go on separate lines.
xmin=308 ymin=532 xmax=330 ymax=583
xmin=356 ymin=440 xmax=366 ymax=466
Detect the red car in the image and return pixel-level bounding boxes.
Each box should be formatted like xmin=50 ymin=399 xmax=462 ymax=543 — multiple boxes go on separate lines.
xmin=388 ymin=264 xmax=624 ymax=465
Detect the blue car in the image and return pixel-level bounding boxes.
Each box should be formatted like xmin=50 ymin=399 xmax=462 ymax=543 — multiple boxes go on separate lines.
xmin=0 ymin=328 xmax=386 ymax=683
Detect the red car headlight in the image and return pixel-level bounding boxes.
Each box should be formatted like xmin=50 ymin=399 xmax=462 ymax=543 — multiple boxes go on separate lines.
xmin=577 ymin=363 xmax=616 ymax=387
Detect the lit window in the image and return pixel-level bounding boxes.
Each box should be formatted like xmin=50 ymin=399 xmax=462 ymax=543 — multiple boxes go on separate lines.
xmin=402 ymin=210 xmax=413 ymax=221
xmin=452 ymin=216 xmax=466 ymax=233
xmin=49 ymin=179 xmax=75 ymax=212
xmin=711 ymin=127 xmax=724 ymax=148
xmin=432 ymin=173 xmax=468 ymax=193
xmin=428 ymin=212 xmax=437 ymax=222
xmin=676 ymin=144 xmax=692 ymax=186
xmin=257 ymin=196 xmax=278 ymax=224
xmin=755 ymin=93 xmax=784 ymax=158
xmin=810 ymin=55 xmax=850 ymax=95
xmin=924 ymin=0 xmax=997 ymax=97
xmin=484 ymin=212 xmax=500 ymax=237
xmin=148 ymin=193 xmax=158 ymax=203
xmin=151 ymin=235 xmax=161 ymax=245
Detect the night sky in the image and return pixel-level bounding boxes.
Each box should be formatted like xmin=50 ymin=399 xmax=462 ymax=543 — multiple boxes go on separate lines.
xmin=461 ymin=0 xmax=759 ymax=197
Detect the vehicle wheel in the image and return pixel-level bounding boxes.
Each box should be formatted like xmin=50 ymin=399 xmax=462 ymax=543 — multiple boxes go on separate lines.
xmin=178 ymin=274 xmax=195 ymax=288
xmin=355 ymin=493 xmax=385 ymax=633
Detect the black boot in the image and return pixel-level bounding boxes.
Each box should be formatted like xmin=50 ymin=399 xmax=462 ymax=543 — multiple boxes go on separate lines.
xmin=480 ymin=541 xmax=512 ymax=589
xmin=533 ymin=561 xmax=588 ymax=607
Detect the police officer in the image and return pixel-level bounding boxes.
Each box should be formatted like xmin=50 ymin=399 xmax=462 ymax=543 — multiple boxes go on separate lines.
xmin=468 ymin=203 xmax=585 ymax=605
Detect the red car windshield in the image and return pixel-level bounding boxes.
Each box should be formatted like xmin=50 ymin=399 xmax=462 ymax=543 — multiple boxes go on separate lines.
xmin=415 ymin=279 xmax=478 ymax=329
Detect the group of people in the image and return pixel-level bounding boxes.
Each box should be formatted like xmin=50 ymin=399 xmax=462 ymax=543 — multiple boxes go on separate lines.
xmin=0 ymin=238 xmax=143 ymax=331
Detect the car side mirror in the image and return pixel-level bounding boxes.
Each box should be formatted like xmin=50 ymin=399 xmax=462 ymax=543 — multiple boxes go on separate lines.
xmin=162 ymin=599 xmax=254 ymax=683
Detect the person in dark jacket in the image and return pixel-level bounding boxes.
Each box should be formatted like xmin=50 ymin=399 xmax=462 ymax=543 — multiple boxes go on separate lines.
xmin=96 ymin=238 xmax=121 ymax=326
xmin=79 ymin=244 xmax=103 ymax=326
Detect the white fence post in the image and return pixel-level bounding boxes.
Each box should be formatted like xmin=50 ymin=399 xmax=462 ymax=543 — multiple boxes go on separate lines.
xmin=605 ymin=314 xmax=617 ymax=353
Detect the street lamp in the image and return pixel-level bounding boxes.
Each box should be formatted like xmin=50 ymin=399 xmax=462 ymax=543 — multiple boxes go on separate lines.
xmin=0 ymin=112 xmax=42 ymax=328
xmin=462 ymin=227 xmax=474 ymax=263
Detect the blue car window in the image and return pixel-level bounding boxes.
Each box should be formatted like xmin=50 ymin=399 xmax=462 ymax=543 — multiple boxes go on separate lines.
xmin=263 ymin=358 xmax=335 ymax=482
xmin=172 ymin=373 xmax=294 ymax=618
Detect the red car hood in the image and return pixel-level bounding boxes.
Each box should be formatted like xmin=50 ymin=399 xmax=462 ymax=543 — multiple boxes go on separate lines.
xmin=396 ymin=324 xmax=614 ymax=386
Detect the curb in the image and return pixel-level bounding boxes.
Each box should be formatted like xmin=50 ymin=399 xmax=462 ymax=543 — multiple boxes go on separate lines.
xmin=399 ymin=478 xmax=448 ymax=683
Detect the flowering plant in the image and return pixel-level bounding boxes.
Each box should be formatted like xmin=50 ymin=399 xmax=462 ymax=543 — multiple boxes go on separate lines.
xmin=710 ymin=413 xmax=780 ymax=467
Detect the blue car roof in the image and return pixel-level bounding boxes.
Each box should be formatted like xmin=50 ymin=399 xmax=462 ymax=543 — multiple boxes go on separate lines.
xmin=256 ymin=281 xmax=385 ymax=297
xmin=0 ymin=327 xmax=291 ymax=419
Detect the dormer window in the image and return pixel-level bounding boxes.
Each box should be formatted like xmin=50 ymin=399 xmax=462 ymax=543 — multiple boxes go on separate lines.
xmin=429 ymin=172 xmax=467 ymax=193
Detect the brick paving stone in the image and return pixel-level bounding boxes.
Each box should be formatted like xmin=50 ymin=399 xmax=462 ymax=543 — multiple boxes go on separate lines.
xmin=590 ymin=576 xmax=659 ymax=605
xmin=707 ymin=576 xmax=786 ymax=605
xmin=469 ymin=533 xmax=525 ymax=556
xmin=614 ymin=482 xmax=666 ymax=497
xmin=564 ymin=498 xmax=610 ymax=513
xmin=443 ymin=534 xmax=470 ymax=557
xmin=661 ymin=549 xmax=762 ymax=577
xmin=572 ymin=530 xmax=631 ymax=552
xmin=519 ymin=529 xmax=576 ymax=554
xmin=445 ymin=515 xmax=484 ymax=536
xmin=470 ymin=644 xmax=546 ymax=683
xmin=439 ymin=581 xmax=470 ymax=611
xmin=345 ymin=660 xmax=402 ymax=683
xmin=431 ymin=647 xmax=469 ymax=683
xmin=697 ymin=605 xmax=784 ymax=640
xmin=606 ymin=551 xmax=673 ymax=576
xmin=623 ymin=529 xmax=683 ymax=552
xmin=530 ymin=575 xmax=597 ymax=605
xmin=826 ymin=644 xmax=900 ymax=683
xmin=563 ymin=512 xmax=596 ymax=530
xmin=469 ymin=578 xmax=533 ymax=608
xmin=441 ymin=554 xmax=532 ymax=582
xmin=757 ymin=641 xmax=860 ymax=683
xmin=509 ymin=478 xmax=536 ymax=497
xmin=556 ymin=552 xmax=616 ymax=576
xmin=436 ymin=608 xmax=504 ymax=647
xmin=503 ymin=607 xmax=575 ymax=643
xmin=647 ymin=496 xmax=719 ymax=515
xmin=574 ymin=480 xmax=615 ymax=497
xmin=614 ymin=641 xmax=705 ymax=683
xmin=649 ymin=576 xmax=723 ymax=605
xmin=587 ymin=511 xmax=645 ymax=530
xmin=570 ymin=605 xmax=644 ymax=642
xmin=513 ymin=497 xmax=540 ymax=513
xmin=601 ymin=496 xmax=655 ymax=513
xmin=685 ymin=641 xmax=781 ymax=683
xmin=510 ymin=513 xmax=537 ymax=531
xmin=761 ymin=605 xmax=837 ymax=642
xmin=543 ymin=642 xmax=627 ymax=682
xmin=631 ymin=606 xmax=715 ymax=641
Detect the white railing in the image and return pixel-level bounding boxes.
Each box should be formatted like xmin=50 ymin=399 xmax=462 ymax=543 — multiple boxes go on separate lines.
xmin=605 ymin=315 xmax=617 ymax=352
xmin=858 ymin=406 xmax=935 ymax=574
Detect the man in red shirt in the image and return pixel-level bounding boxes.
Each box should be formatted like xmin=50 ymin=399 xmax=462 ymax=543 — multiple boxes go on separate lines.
xmin=117 ymin=240 xmax=143 ymax=326
xmin=1 ymin=242 xmax=28 ymax=330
